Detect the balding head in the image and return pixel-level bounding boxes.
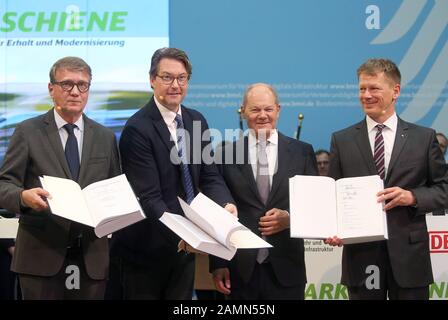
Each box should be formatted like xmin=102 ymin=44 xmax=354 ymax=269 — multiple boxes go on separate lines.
xmin=242 ymin=83 xmax=279 ymax=107
xmin=241 ymin=83 xmax=281 ymax=139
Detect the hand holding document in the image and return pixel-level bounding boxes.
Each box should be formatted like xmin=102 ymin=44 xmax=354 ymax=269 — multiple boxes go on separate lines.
xmin=39 ymin=174 xmax=145 ymax=238
xmin=289 ymin=175 xmax=388 ymax=244
xmin=160 ymin=193 xmax=272 ymax=260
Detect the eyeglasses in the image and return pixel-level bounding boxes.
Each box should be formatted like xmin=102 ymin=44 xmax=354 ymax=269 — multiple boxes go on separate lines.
xmin=53 ymin=81 xmax=91 ymax=93
xmin=156 ymin=74 xmax=189 ymax=86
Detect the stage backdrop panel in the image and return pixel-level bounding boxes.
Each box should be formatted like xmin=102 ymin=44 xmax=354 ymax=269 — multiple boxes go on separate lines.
xmin=0 ymin=0 xmax=168 ymax=160
xmin=171 ymin=0 xmax=448 ymax=155
xmin=304 ymin=214 xmax=448 ymax=300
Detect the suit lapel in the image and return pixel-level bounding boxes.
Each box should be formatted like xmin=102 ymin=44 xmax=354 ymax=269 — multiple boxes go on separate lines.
xmin=237 ymin=137 xmax=263 ymax=204
xmin=43 ymin=110 xmax=71 ymax=178
xmin=148 ymin=98 xmax=176 ymax=153
xmin=150 ymin=101 xmax=197 ymax=189
xmin=385 ymin=118 xmax=409 ymax=183
xmin=78 ymin=115 xmax=94 ymax=185
xmin=355 ymin=120 xmax=377 ymax=175
xmin=267 ymin=133 xmax=289 ymax=204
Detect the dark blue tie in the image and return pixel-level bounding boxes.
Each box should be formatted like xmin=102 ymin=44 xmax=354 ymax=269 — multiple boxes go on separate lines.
xmin=63 ymin=124 xmax=80 ymax=181
xmin=175 ymin=114 xmax=195 ymax=204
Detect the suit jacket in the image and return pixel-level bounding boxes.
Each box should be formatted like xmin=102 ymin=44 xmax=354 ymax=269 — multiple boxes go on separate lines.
xmin=211 ymin=133 xmax=318 ymax=287
xmin=329 ymin=117 xmax=448 ymax=288
xmin=0 ymin=109 xmax=121 ymax=279
xmin=110 ymin=98 xmax=234 ymax=265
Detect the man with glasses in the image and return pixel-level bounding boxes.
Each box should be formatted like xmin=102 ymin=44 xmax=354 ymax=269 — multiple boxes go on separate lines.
xmin=0 ymin=56 xmax=121 ymax=299
xmin=110 ymin=47 xmax=236 ymax=299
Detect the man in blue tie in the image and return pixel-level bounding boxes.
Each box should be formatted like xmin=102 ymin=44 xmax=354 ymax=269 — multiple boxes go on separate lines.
xmin=0 ymin=57 xmax=121 ymax=299
xmin=111 ymin=47 xmax=237 ymax=299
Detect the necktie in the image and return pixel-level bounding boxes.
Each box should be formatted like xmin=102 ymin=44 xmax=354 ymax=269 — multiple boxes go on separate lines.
xmin=373 ymin=124 xmax=386 ymax=179
xmin=63 ymin=124 xmax=80 ymax=181
xmin=175 ymin=114 xmax=195 ymax=204
xmin=256 ymin=140 xmax=270 ymax=264
xmin=256 ymin=140 xmax=270 ymax=205
xmin=64 ymin=124 xmax=82 ymax=243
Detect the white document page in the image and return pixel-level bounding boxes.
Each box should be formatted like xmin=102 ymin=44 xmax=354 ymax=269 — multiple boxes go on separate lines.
xmin=230 ymin=229 xmax=272 ymax=249
xmin=93 ymin=209 xmax=145 ymax=238
xmin=336 ymin=175 xmax=388 ymax=242
xmin=289 ymin=175 xmax=337 ymax=239
xmin=0 ymin=218 xmax=19 ymax=239
xmin=179 ymin=193 xmax=244 ymax=247
xmin=82 ymin=174 xmax=144 ymax=226
xmin=160 ymin=212 xmax=236 ymax=260
xmin=40 ymin=175 xmax=93 ymax=227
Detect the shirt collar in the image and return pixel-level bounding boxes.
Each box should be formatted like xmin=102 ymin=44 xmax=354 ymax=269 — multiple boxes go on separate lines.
xmin=154 ymin=96 xmax=181 ymax=126
xmin=366 ymin=112 xmax=397 ymax=133
xmin=53 ymin=108 xmax=84 ymax=131
xmin=248 ymin=129 xmax=278 ymax=148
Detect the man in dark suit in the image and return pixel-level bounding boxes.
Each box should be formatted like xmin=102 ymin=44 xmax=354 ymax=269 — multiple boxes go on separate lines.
xmin=0 ymin=57 xmax=121 ymax=299
xmin=110 ymin=47 xmax=236 ymax=300
xmin=326 ymin=58 xmax=448 ymax=299
xmin=315 ymin=149 xmax=330 ymax=176
xmin=211 ymin=83 xmax=318 ymax=300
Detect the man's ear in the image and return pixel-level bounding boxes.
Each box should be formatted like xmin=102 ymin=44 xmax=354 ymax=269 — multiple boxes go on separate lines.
xmin=393 ymin=83 xmax=401 ymax=100
xmin=48 ymin=82 xmax=54 ymax=98
xmin=240 ymin=106 xmax=246 ymax=119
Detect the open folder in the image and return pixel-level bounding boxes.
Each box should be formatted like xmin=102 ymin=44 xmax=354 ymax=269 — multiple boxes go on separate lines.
xmin=159 ymin=193 xmax=272 ymax=260
xmin=289 ymin=175 xmax=388 ymax=244
xmin=39 ymin=174 xmax=145 ymax=238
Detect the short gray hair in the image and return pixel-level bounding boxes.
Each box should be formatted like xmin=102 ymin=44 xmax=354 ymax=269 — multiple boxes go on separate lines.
xmin=49 ymin=56 xmax=92 ymax=83
xmin=357 ymin=58 xmax=401 ymax=85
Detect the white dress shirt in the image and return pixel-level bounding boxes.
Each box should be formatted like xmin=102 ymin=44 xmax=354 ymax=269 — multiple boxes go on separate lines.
xmin=154 ymin=97 xmax=182 ymax=150
xmin=54 ymin=109 xmax=84 ymax=161
xmin=248 ymin=130 xmax=278 ymax=187
xmin=366 ymin=113 xmax=398 ymax=178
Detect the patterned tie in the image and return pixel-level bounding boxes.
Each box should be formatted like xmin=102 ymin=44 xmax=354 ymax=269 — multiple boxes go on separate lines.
xmin=63 ymin=124 xmax=80 ymax=181
xmin=373 ymin=124 xmax=386 ymax=179
xmin=175 ymin=114 xmax=195 ymax=204
xmin=256 ymin=140 xmax=270 ymax=264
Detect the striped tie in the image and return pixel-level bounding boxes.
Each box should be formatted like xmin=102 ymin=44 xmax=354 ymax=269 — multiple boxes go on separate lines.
xmin=373 ymin=124 xmax=386 ymax=179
